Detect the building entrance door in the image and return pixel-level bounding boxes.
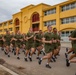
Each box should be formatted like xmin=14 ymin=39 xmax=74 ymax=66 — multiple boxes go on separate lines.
xmin=32 ymin=23 xmax=39 ymax=31
xmin=15 ymin=27 xmax=19 ymax=33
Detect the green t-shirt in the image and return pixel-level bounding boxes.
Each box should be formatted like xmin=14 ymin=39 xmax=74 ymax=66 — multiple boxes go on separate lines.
xmin=52 ymin=32 xmax=61 ymax=44
xmin=52 ymin=33 xmax=58 ymax=47
xmin=44 ymin=32 xmax=53 ymax=46
xmin=14 ymin=34 xmax=23 ymax=43
xmin=35 ymin=33 xmax=43 ymax=44
xmin=43 ymin=32 xmax=54 ymax=53
xmin=26 ymin=32 xmax=34 ymax=43
xmin=11 ymin=34 xmax=15 ymax=44
xmin=52 ymin=33 xmax=58 ymax=40
xmin=4 ymin=34 xmax=12 ymax=42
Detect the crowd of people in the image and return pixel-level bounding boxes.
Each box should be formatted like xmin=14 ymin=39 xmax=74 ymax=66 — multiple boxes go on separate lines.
xmin=0 ymin=25 xmax=76 ymax=69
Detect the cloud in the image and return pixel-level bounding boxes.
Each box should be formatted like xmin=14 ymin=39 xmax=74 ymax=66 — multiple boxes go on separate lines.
xmin=0 ymin=0 xmax=66 ymax=22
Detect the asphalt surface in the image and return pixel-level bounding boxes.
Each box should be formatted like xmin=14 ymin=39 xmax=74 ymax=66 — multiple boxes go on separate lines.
xmin=0 ymin=43 xmax=76 ymax=75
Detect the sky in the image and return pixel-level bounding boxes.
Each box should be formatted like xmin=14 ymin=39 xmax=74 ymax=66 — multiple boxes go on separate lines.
xmin=0 ymin=0 xmax=67 ymax=23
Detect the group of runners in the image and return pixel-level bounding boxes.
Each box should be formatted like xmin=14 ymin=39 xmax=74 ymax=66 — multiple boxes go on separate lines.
xmin=0 ymin=25 xmax=76 ymax=69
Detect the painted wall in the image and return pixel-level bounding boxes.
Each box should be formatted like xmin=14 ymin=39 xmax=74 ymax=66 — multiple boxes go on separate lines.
xmin=0 ymin=0 xmax=76 ymax=35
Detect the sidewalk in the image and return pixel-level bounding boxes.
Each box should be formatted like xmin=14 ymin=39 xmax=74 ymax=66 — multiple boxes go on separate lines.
xmin=0 ymin=42 xmax=75 ymax=75
xmin=0 ymin=65 xmax=18 ymax=75
xmin=61 ymin=42 xmax=71 ymax=48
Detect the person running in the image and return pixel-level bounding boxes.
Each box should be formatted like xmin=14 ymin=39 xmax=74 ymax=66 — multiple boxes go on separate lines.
xmin=57 ymin=31 xmax=61 ymax=56
xmin=24 ymin=27 xmax=35 ymax=62
xmin=66 ymin=29 xmax=76 ymax=67
xmin=38 ymin=25 xmax=54 ymax=69
xmin=34 ymin=30 xmax=43 ymax=59
xmin=13 ymin=30 xmax=23 ymax=60
xmin=3 ymin=30 xmax=12 ymax=57
xmin=52 ymin=28 xmax=59 ymax=61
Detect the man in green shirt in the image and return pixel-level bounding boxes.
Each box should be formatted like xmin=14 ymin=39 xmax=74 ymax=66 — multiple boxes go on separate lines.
xmin=24 ymin=27 xmax=35 ymax=62
xmin=3 ymin=30 xmax=12 ymax=57
xmin=38 ymin=25 xmax=54 ymax=68
xmin=66 ymin=29 xmax=76 ymax=67
xmin=52 ymin=28 xmax=61 ymax=59
xmin=13 ymin=30 xmax=23 ymax=59
xmin=35 ymin=30 xmax=43 ymax=59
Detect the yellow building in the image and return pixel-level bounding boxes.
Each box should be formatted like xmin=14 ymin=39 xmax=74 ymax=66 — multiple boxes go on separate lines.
xmin=0 ymin=0 xmax=76 ymax=42
xmin=0 ymin=19 xmax=13 ymax=34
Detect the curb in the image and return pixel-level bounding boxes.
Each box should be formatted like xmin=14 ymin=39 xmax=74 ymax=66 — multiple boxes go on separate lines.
xmin=0 ymin=65 xmax=19 ymax=75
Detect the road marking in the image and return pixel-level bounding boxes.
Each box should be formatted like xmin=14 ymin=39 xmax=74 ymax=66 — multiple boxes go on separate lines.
xmin=0 ymin=65 xmax=19 ymax=75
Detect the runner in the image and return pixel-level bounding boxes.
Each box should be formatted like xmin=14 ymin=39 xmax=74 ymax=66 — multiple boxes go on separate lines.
xmin=38 ymin=25 xmax=54 ymax=68
xmin=57 ymin=31 xmax=61 ymax=55
xmin=14 ymin=30 xmax=23 ymax=60
xmin=3 ymin=30 xmax=12 ymax=57
xmin=34 ymin=30 xmax=43 ymax=59
xmin=24 ymin=27 xmax=35 ymax=62
xmin=66 ymin=29 xmax=76 ymax=67
xmin=52 ymin=28 xmax=59 ymax=61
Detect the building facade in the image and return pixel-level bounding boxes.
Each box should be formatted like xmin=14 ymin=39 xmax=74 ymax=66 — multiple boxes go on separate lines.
xmin=0 ymin=0 xmax=76 ymax=42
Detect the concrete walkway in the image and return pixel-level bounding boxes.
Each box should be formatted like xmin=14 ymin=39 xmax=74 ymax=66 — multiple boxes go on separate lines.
xmin=61 ymin=42 xmax=71 ymax=48
xmin=0 ymin=65 xmax=18 ymax=75
xmin=0 ymin=42 xmax=76 ymax=75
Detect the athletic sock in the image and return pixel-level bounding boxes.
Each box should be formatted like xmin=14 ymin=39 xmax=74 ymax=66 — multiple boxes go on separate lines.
xmin=41 ymin=58 xmax=42 ymax=60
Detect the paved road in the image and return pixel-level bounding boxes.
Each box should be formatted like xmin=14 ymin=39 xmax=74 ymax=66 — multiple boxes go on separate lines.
xmin=61 ymin=42 xmax=72 ymax=48
xmin=0 ymin=45 xmax=76 ymax=75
